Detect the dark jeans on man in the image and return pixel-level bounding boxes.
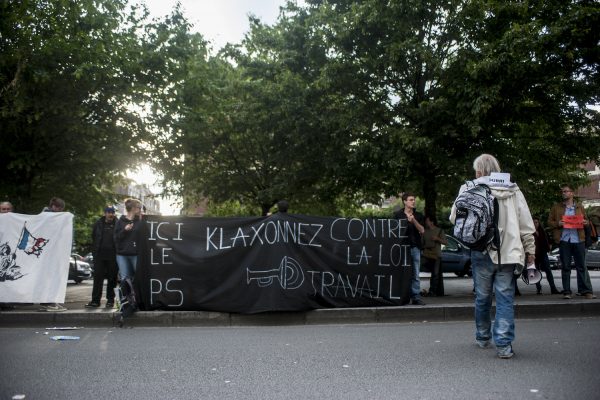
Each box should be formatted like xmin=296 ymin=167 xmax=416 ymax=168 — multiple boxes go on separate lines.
xmin=91 ymin=257 xmax=118 ymax=303
xmin=424 ymin=256 xmax=444 ymax=296
xmin=559 ymin=241 xmax=593 ymax=295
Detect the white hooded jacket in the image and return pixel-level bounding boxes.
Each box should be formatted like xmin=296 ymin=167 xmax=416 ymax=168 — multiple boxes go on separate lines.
xmin=450 ymin=176 xmax=536 ymax=266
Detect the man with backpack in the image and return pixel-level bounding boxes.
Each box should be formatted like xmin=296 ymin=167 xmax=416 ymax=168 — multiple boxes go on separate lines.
xmin=450 ymin=154 xmax=536 ymax=359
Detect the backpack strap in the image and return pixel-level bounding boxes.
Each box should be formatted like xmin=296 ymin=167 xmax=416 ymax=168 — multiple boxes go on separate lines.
xmin=479 ymin=182 xmax=501 ymax=265
xmin=493 ymin=197 xmax=501 ymax=266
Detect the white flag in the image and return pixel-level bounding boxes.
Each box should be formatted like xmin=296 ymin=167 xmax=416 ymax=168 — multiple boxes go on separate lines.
xmin=0 ymin=212 xmax=73 ymax=303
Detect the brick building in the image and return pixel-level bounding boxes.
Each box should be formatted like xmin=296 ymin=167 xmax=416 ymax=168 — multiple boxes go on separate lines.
xmin=114 ymin=182 xmax=161 ymax=215
xmin=576 ymin=161 xmax=600 ymax=208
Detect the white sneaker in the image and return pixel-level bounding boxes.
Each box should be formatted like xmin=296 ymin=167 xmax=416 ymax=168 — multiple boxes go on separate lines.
xmin=39 ymin=304 xmax=67 ymax=312
xmin=497 ymin=345 xmax=515 ymax=359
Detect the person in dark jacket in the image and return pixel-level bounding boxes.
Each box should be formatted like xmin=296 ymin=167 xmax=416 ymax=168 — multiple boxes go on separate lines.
xmin=276 ymin=200 xmax=288 ymax=213
xmin=114 ymin=198 xmax=143 ymax=281
xmin=393 ymin=192 xmax=426 ymax=305
xmin=422 ymin=215 xmax=447 ymax=297
xmin=533 ymin=217 xmax=560 ymax=295
xmin=86 ymin=206 xmax=118 ymax=308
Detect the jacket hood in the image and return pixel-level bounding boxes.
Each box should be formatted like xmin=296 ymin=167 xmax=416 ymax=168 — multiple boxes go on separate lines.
xmin=473 ymin=176 xmax=519 ymax=200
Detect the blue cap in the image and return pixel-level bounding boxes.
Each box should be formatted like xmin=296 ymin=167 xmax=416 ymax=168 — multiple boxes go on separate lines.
xmin=104 ymin=206 xmax=116 ymax=213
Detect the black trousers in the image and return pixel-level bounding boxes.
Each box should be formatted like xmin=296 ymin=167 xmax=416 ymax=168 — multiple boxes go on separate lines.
xmin=91 ymin=257 xmax=118 ymax=303
xmin=535 ymin=252 xmax=559 ymax=293
xmin=424 ymin=256 xmax=444 ymax=296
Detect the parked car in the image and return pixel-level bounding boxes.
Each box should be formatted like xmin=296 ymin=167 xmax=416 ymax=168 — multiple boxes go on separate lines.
xmin=548 ymin=251 xmax=560 ymax=270
xmin=68 ymin=254 xmax=92 ymax=283
xmin=588 ymin=242 xmax=600 ymax=270
xmin=422 ymin=235 xmax=472 ymax=277
xmin=548 ymin=243 xmax=600 ymax=270
xmin=83 ymin=252 xmax=94 ymax=275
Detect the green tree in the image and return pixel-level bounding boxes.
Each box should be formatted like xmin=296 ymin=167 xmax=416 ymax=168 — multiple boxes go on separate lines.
xmin=157 ymin=7 xmax=368 ymax=216
xmin=287 ymin=0 xmax=599 ymax=216
xmin=1 ymin=0 xmax=137 ymax=213
xmin=156 ymin=0 xmax=599 ymax=217
xmin=452 ymin=0 xmax=600 ymax=214
xmin=0 ymin=0 xmax=203 ymax=219
xmin=298 ymin=0 xmax=479 ymax=217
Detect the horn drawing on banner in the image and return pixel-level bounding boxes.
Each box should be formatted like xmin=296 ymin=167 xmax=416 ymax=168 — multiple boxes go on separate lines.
xmin=246 ymin=256 xmax=305 ymax=290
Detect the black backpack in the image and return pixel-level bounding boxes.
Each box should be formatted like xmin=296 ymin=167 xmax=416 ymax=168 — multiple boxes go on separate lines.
xmin=453 ymin=181 xmax=500 ymax=252
xmin=116 ymin=277 xmax=138 ymax=318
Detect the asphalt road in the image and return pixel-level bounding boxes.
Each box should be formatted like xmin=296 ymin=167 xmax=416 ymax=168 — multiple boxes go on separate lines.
xmin=1 ymin=317 xmax=599 ymax=400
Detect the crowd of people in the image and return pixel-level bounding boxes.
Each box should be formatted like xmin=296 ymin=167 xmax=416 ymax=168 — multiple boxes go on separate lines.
xmin=1 ymin=164 xmax=599 ymax=359
xmin=86 ymin=198 xmax=144 ymax=309
xmin=447 ymin=154 xmax=597 ymax=359
xmin=389 ymin=154 xmax=598 ymax=359
xmin=0 ymin=197 xmax=144 ymax=311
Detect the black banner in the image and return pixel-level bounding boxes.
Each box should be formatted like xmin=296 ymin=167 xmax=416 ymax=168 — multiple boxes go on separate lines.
xmin=137 ymin=213 xmax=412 ymax=314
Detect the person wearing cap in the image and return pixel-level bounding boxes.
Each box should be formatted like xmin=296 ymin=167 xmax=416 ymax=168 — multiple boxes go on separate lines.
xmin=86 ymin=206 xmax=118 ymax=308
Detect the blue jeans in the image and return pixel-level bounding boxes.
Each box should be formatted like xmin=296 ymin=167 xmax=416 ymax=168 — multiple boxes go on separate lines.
xmin=559 ymin=241 xmax=592 ymax=295
xmin=116 ymin=255 xmax=137 ymax=281
xmin=471 ymin=251 xmax=515 ymax=348
xmin=410 ymin=246 xmax=422 ymax=300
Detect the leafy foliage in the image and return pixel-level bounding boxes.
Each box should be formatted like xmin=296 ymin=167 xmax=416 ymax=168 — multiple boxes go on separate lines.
xmin=155 ymin=7 xmax=369 ymax=215
xmin=1 ymin=0 xmax=598 ymax=226
xmin=452 ymin=0 xmax=600 ymax=214
xmin=0 ymin=0 xmax=202 ymax=217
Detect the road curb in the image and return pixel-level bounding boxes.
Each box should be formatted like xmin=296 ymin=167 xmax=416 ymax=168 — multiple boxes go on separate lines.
xmin=515 ymin=300 xmax=600 ymax=319
xmin=2 ymin=301 xmax=599 ymax=328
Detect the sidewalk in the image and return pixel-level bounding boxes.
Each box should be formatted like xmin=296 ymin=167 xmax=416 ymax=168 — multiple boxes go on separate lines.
xmin=2 ymin=272 xmax=599 ymax=328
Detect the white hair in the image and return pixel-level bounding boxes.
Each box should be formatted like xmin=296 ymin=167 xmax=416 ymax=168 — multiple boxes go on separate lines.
xmin=473 ymin=154 xmax=501 ymax=176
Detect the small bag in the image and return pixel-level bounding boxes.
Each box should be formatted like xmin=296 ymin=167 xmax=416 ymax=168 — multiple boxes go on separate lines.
xmin=585 ymin=223 xmax=598 ymax=248
xmin=114 ymin=277 xmax=138 ymax=319
xmin=423 ymin=247 xmax=437 ymax=260
xmin=422 ymin=227 xmax=444 ymax=259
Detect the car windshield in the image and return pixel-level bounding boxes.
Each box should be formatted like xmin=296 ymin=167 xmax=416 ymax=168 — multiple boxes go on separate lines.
xmin=443 ymin=236 xmax=460 ymax=252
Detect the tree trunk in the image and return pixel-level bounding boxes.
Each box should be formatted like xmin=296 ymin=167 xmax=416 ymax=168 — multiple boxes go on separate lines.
xmin=422 ymin=172 xmax=437 ymax=220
